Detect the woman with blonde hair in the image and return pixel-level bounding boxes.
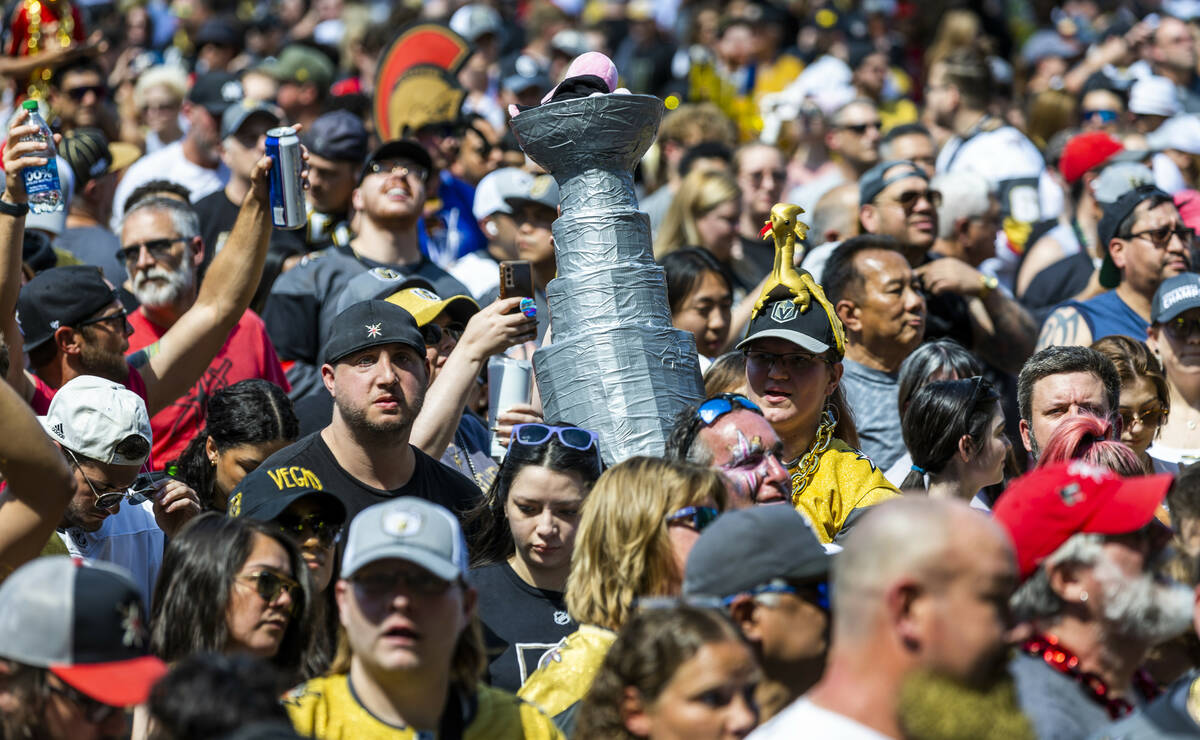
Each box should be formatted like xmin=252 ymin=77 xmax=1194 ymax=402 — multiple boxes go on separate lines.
xmin=127 ymin=65 xmax=188 ymax=153
xmin=519 ymin=457 xmax=728 ymax=735
xmin=654 ymin=169 xmax=742 ymax=266
xmin=1091 ymin=335 xmax=1173 ymax=473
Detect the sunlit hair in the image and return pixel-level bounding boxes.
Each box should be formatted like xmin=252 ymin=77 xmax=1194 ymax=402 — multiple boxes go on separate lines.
xmin=1091 ymin=335 xmax=1170 ymax=431
xmin=1034 ymin=413 xmax=1143 ymax=476
xmin=654 ymin=169 xmax=741 ymax=259
xmin=574 ymin=605 xmax=750 ymax=739
xmin=566 ymin=457 xmax=728 ymax=630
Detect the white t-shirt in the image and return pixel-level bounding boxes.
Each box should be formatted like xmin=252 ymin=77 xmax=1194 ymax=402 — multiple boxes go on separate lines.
xmin=110 ymin=141 xmax=230 ymax=232
xmin=935 ymin=124 xmax=1062 ymax=225
xmin=447 ymin=249 xmax=501 ymax=302
xmin=58 ymin=501 xmax=164 ymax=605
xmin=749 ymin=698 xmax=895 ymax=740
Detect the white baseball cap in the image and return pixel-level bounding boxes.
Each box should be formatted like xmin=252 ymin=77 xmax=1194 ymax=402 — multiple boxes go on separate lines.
xmin=473 ymin=167 xmax=534 ymax=222
xmin=1129 ymin=75 xmax=1182 ymax=117
xmin=39 ymin=375 xmax=152 ymax=466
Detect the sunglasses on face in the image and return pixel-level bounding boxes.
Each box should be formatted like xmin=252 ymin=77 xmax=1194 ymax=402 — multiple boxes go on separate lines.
xmin=511 ymin=423 xmax=599 ymax=452
xmin=75 ymin=307 xmax=130 ymax=332
xmin=1119 ymin=406 xmax=1166 ymax=430
xmin=237 ymin=570 xmax=300 ymax=611
xmin=889 ymin=188 xmax=942 ymax=210
xmin=115 ymin=237 xmax=188 ymax=265
xmin=351 ymin=567 xmax=454 ymax=598
xmin=838 ymin=121 xmax=881 ymax=135
xmin=1082 ymin=109 xmax=1119 ymax=124
xmin=666 ymin=505 xmax=720 ymax=532
xmin=418 ymin=322 xmax=464 ymax=347
xmin=367 ymin=160 xmax=429 ymax=181
xmin=1126 ymin=225 xmax=1195 ymax=249
xmin=743 ymin=350 xmax=824 ymax=374
xmin=48 ymin=680 xmax=121 ymax=724
xmin=274 ymin=513 xmax=340 ymax=548
xmin=67 ymin=449 xmax=143 ymax=510
xmin=65 ymin=84 xmax=107 ymax=101
xmin=1164 ymin=316 xmax=1200 ymax=341
xmin=696 ymin=393 xmax=763 ymax=426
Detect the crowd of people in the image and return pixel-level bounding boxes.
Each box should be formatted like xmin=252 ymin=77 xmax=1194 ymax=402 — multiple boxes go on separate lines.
xmin=4 ymin=0 xmax=1200 ymax=739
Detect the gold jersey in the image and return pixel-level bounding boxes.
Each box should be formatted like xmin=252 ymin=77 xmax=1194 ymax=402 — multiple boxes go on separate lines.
xmin=791 ymin=438 xmax=900 ymax=544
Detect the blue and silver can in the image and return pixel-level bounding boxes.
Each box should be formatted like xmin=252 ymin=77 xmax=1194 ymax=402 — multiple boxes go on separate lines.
xmin=265 ymin=126 xmax=306 ymax=230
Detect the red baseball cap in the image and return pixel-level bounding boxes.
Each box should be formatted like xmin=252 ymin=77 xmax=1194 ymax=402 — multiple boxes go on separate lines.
xmin=992 ymin=461 xmax=1173 ymax=580
xmin=1059 ymin=132 xmax=1124 ymax=184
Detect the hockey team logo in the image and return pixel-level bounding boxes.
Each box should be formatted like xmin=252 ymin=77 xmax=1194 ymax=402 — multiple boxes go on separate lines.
xmin=771 ymin=301 xmax=797 ymax=323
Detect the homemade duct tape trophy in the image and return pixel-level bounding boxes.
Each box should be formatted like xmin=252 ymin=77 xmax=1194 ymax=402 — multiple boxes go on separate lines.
xmin=509 ymin=81 xmax=704 ymax=463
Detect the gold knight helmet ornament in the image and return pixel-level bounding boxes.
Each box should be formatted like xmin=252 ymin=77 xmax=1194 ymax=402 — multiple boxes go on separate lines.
xmin=752 ymin=202 xmax=845 ymax=356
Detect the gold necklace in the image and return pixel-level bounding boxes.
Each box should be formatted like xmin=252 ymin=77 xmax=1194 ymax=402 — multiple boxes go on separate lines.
xmin=787 ymin=408 xmax=836 ymax=503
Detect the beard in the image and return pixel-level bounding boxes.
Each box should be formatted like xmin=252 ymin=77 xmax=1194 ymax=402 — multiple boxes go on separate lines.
xmin=898 ymin=666 xmax=1035 ymax=740
xmin=132 ymin=257 xmax=193 ymax=308
xmin=79 ymin=338 xmax=131 ymax=384
xmin=1093 ymin=552 xmax=1195 ymax=644
xmin=334 ymin=388 xmax=423 ymax=444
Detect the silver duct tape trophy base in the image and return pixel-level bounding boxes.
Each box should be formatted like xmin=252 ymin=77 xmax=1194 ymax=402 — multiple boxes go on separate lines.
xmin=511 ymin=93 xmax=704 ymax=464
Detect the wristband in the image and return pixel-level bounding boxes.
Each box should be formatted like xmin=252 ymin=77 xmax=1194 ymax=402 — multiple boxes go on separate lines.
xmin=0 ymin=197 xmax=28 ymax=217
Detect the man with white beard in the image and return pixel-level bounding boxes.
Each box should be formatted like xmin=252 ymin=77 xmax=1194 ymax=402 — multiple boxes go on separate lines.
xmin=120 ymin=196 xmax=290 ymax=466
xmin=994 ymin=461 xmax=1191 ymax=739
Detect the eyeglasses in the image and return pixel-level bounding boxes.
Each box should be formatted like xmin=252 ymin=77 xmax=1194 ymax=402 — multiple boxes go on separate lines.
xmin=115 ymin=237 xmax=188 ymax=265
xmin=65 ymin=84 xmax=107 ymax=101
xmin=511 ymin=423 xmax=599 ymax=452
xmin=66 ymin=449 xmax=138 ymax=510
xmin=351 ymin=568 xmax=454 ymax=598
xmin=886 ymin=188 xmax=942 ymax=210
xmin=666 ymin=505 xmax=720 ymax=532
xmin=1082 ymin=109 xmax=1118 ymax=124
xmin=1125 ymin=225 xmax=1195 ymax=249
xmin=1163 ymin=316 xmax=1200 ymax=341
xmin=141 ymin=100 xmax=179 ymax=113
xmin=274 ymin=513 xmax=340 ymax=548
xmin=1119 ymin=406 xmax=1166 ymax=430
xmin=697 ymin=393 xmax=763 ymax=426
xmin=47 ymin=680 xmax=121 ymax=724
xmin=727 ymin=578 xmax=831 ymax=611
xmin=837 ymin=121 xmax=881 ymax=135
xmin=367 ymin=160 xmax=429 ymax=181
xmin=74 ymin=307 xmax=130 ymax=332
xmin=744 ymin=350 xmax=825 ymax=374
xmin=743 ymin=169 xmax=786 ymax=185
xmin=236 ymin=570 xmax=300 ymax=611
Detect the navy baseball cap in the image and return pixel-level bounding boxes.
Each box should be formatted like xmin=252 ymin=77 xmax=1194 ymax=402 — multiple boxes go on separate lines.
xmin=302 ymin=110 xmax=368 ymax=164
xmin=859 ymin=159 xmax=928 ymax=205
xmin=17 ymin=265 xmax=117 ymax=350
xmin=187 ymin=71 xmax=243 ymax=116
xmin=228 ymin=462 xmax=346 ymax=525
xmin=1152 ymin=273 xmax=1200 ymax=324
xmin=321 ymin=299 xmax=425 ymax=365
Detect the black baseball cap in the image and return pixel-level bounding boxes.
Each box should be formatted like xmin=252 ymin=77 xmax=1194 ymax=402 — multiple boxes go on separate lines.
xmin=859 ymin=159 xmax=928 ymax=205
xmin=17 ymin=265 xmax=117 ymax=350
xmin=228 ymin=462 xmax=346 ymax=525
xmin=303 ymin=110 xmax=368 ymax=164
xmin=187 ymin=71 xmax=244 ymax=117
xmin=683 ymin=506 xmax=832 ymax=599
xmin=321 ymin=299 xmax=425 ymax=365
xmin=358 ymin=139 xmax=434 ymax=184
xmin=1097 ymin=184 xmax=1173 ymax=289
xmin=737 ymin=289 xmax=845 ymax=359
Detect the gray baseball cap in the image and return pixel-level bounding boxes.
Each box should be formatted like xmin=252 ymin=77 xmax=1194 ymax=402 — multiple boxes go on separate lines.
xmin=504 ymin=173 xmax=559 ymax=212
xmin=341 ymin=498 xmax=468 ymax=580
xmin=683 ymin=506 xmax=831 ymax=600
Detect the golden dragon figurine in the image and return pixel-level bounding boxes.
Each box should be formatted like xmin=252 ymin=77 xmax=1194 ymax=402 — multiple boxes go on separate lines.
xmin=750 ymin=202 xmax=846 ymax=355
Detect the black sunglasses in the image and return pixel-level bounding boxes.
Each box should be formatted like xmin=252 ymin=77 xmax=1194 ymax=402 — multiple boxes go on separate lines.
xmin=75 ymin=307 xmax=130 ymax=331
xmin=838 ymin=121 xmax=881 ymax=134
xmin=274 ymin=513 xmax=341 ymax=548
xmin=1126 ymin=225 xmax=1195 ymax=248
xmin=115 ymin=237 xmax=188 ymax=265
xmin=1164 ymin=316 xmax=1200 ymax=341
xmin=890 ymin=188 xmax=942 ymax=209
xmin=237 ymin=570 xmax=301 ymax=612
xmin=65 ymin=84 xmax=107 ymax=101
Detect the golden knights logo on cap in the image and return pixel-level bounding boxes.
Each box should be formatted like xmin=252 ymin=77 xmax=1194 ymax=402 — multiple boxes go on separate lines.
xmin=383 ymin=509 xmax=423 ymax=537
xmin=530 ymin=175 xmax=554 ymax=198
xmin=366 ymin=323 xmax=383 ymax=338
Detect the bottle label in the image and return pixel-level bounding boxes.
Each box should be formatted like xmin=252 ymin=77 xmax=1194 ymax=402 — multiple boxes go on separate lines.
xmin=23 ymin=159 xmax=59 ymax=195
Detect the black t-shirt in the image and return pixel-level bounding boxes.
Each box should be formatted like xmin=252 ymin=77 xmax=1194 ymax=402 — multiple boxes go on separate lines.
xmin=731 ymin=235 xmax=777 ymax=296
xmin=192 ymin=189 xmax=306 ymax=281
xmin=918 ymin=252 xmax=975 ymax=349
xmin=1020 ymin=252 xmax=1094 ymax=326
xmin=259 ymin=431 xmax=482 ymax=523
xmin=465 ymin=561 xmax=576 ymax=693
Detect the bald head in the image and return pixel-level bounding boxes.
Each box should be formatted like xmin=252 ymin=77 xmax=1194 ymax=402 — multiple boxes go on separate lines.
xmin=811 ymin=183 xmax=860 ymax=246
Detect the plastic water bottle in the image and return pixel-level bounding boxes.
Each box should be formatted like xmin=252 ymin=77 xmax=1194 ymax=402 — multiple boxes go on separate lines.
xmin=19 ymin=100 xmax=63 ymax=214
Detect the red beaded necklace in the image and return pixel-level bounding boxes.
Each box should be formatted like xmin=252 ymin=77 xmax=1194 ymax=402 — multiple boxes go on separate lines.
xmin=1022 ymin=633 xmax=1162 ymax=719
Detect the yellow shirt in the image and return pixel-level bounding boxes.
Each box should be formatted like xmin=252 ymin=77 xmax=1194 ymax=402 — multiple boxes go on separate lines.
xmin=791 ymin=438 xmax=900 ymax=544
xmin=517 ymin=624 xmax=617 ymax=722
xmin=285 ymin=674 xmax=563 ymax=740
